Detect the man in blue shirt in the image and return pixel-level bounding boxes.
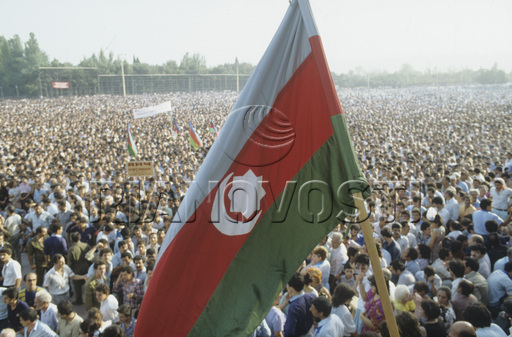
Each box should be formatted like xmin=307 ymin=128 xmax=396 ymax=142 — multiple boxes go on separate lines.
xmin=43 ymin=224 xmax=68 ymax=266
xmin=472 ymin=199 xmax=503 ymax=236
xmin=19 ymin=308 xmax=57 ymax=337
xmin=283 ymin=273 xmax=315 ymax=337
xmin=381 ymin=227 xmax=401 ymax=262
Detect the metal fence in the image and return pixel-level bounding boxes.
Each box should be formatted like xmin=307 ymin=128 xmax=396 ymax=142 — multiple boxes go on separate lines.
xmin=98 ymin=74 xmax=251 ymax=95
xmin=39 ymin=68 xmax=251 ymax=97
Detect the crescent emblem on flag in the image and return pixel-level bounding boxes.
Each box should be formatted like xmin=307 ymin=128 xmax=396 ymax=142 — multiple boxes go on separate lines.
xmin=211 ymin=169 xmax=266 ymax=236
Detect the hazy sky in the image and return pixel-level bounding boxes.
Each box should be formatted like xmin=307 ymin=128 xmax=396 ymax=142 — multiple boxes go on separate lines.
xmin=4 ymin=0 xmax=512 ymax=74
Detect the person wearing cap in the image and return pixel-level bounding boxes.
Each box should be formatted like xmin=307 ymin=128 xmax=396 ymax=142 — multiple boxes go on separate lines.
xmin=490 ymin=178 xmax=512 ymax=220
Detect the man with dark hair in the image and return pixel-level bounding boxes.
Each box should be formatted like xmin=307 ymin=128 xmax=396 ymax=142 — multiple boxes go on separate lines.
xmin=487 ymin=262 xmax=512 ymax=318
xmin=472 ymin=198 xmax=503 ymax=236
xmin=18 ymin=273 xmax=43 ymax=307
xmin=391 ymin=222 xmax=409 ymax=253
xmin=86 ymin=247 xmax=113 ymax=283
xmin=309 ymin=296 xmax=344 ymax=337
xmin=56 ymin=199 xmax=73 ymax=232
xmin=133 ymin=255 xmax=146 ymax=284
xmin=2 ymin=206 xmax=21 ymax=262
xmin=0 ymin=248 xmax=21 ymax=289
xmin=432 ymin=196 xmax=450 ymax=225
xmin=495 ymin=247 xmax=512 ymax=272
xmin=117 ymin=304 xmax=136 ymax=337
xmin=389 ymin=260 xmax=415 ymax=287
xmin=463 ymin=302 xmax=506 ymax=336
xmin=353 ymin=254 xmax=371 ymax=334
xmin=282 ymin=273 xmax=315 ymax=337
xmin=449 ymin=259 xmax=465 ymax=300
xmin=402 ymin=247 xmax=420 ymax=275
xmin=2 ymin=287 xmax=29 ymax=331
xmin=66 ymin=216 xmax=96 ymax=246
xmin=381 ymin=227 xmax=401 ymax=262
xmin=67 ymin=231 xmax=90 ymax=305
xmin=112 ymin=266 xmax=144 ymax=310
xmin=27 ymin=226 xmax=48 ymax=286
xmin=469 ymin=244 xmax=490 ymax=278
xmin=43 ymin=223 xmax=68 ymax=266
xmin=84 ymin=261 xmax=107 ymax=310
xmin=415 ymin=266 xmax=441 ymax=297
xmin=19 ymin=308 xmax=57 ymax=336
xmin=95 ymin=283 xmax=118 ymax=323
xmin=432 ymin=248 xmax=452 ymax=281
xmin=56 ymin=300 xmax=83 ymax=337
xmin=463 ymin=257 xmax=488 ymax=305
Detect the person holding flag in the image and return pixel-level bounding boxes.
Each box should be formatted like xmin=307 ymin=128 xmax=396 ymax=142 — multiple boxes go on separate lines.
xmin=172 ymin=118 xmax=181 ymax=139
xmin=209 ymin=121 xmax=218 ymax=137
xmin=127 ymin=123 xmax=137 ymax=157
xmin=188 ymin=122 xmax=203 ymax=150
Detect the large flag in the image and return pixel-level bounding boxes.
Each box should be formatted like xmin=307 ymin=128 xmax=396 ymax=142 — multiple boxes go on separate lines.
xmin=209 ymin=121 xmax=218 ymax=137
xmin=126 ymin=123 xmax=137 ymax=157
xmin=188 ymin=122 xmax=203 ymax=150
xmin=135 ymin=0 xmax=369 ymax=336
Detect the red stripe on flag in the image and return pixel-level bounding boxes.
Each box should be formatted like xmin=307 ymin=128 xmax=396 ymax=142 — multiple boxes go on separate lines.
xmin=309 ymin=35 xmax=344 ymax=116
xmin=137 ymin=52 xmax=333 ymax=336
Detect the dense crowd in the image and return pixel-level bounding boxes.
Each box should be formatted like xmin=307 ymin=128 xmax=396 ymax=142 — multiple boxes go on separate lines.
xmin=0 ymin=85 xmax=510 ymax=337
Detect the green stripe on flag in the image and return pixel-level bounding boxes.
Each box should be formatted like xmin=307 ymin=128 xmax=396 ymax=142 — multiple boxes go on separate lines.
xmin=188 ymin=114 xmax=369 ymax=336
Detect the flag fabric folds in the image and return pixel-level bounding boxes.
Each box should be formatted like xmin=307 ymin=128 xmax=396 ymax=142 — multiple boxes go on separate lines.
xmin=127 ymin=123 xmax=137 ymax=157
xmin=135 ymin=0 xmax=368 ymax=336
xmin=188 ymin=122 xmax=203 ymax=150
xmin=209 ymin=121 xmax=218 ymax=137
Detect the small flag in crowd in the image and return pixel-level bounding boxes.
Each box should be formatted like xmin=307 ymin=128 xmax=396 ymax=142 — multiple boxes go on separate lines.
xmin=172 ymin=118 xmax=181 ymax=139
xmin=188 ymin=122 xmax=203 ymax=150
xmin=209 ymin=121 xmax=218 ymax=137
xmin=135 ymin=0 xmax=368 ymax=336
xmin=127 ymin=123 xmax=137 ymax=157
xmin=173 ymin=118 xmax=181 ymax=134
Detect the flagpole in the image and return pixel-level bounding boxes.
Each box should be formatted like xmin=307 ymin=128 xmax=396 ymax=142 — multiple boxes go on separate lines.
xmin=352 ymin=191 xmax=400 ymax=337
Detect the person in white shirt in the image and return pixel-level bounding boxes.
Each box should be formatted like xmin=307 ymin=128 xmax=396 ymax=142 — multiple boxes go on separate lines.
xmin=0 ymin=247 xmax=21 ymax=288
xmin=432 ymin=197 xmax=450 ymax=226
xmin=490 ymin=178 xmax=512 ymax=220
xmin=469 ymin=244 xmax=491 ymax=279
xmin=309 ymin=296 xmax=344 ymax=337
xmin=327 ymin=233 xmax=348 ymax=290
xmin=95 ymin=283 xmax=119 ymax=323
xmin=487 ymin=262 xmax=512 ymax=319
xmin=34 ymin=289 xmax=58 ymax=331
xmin=444 ymin=190 xmax=460 ymax=222
xmin=331 ymin=283 xmax=356 ymax=337
xmin=462 ymin=302 xmax=507 ymax=337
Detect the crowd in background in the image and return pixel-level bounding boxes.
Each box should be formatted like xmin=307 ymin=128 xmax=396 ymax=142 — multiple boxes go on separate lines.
xmin=0 ymin=85 xmax=510 ymax=336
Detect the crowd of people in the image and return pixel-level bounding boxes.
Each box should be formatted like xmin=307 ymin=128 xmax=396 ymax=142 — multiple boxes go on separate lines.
xmin=0 ymin=85 xmax=510 ymax=336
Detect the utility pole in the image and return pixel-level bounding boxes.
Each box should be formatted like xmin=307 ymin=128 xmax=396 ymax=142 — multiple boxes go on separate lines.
xmin=121 ymin=61 xmax=127 ymax=97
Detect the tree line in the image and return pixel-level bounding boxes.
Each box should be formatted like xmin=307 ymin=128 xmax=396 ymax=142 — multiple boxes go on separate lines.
xmin=1 ymin=33 xmax=510 ymax=97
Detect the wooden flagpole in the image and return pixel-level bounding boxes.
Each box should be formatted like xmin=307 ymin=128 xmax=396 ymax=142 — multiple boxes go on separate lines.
xmin=352 ymin=191 xmax=400 ymax=337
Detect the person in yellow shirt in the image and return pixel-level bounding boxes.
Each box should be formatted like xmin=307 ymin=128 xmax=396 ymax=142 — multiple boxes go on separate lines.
xmin=393 ymin=284 xmax=415 ymax=312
